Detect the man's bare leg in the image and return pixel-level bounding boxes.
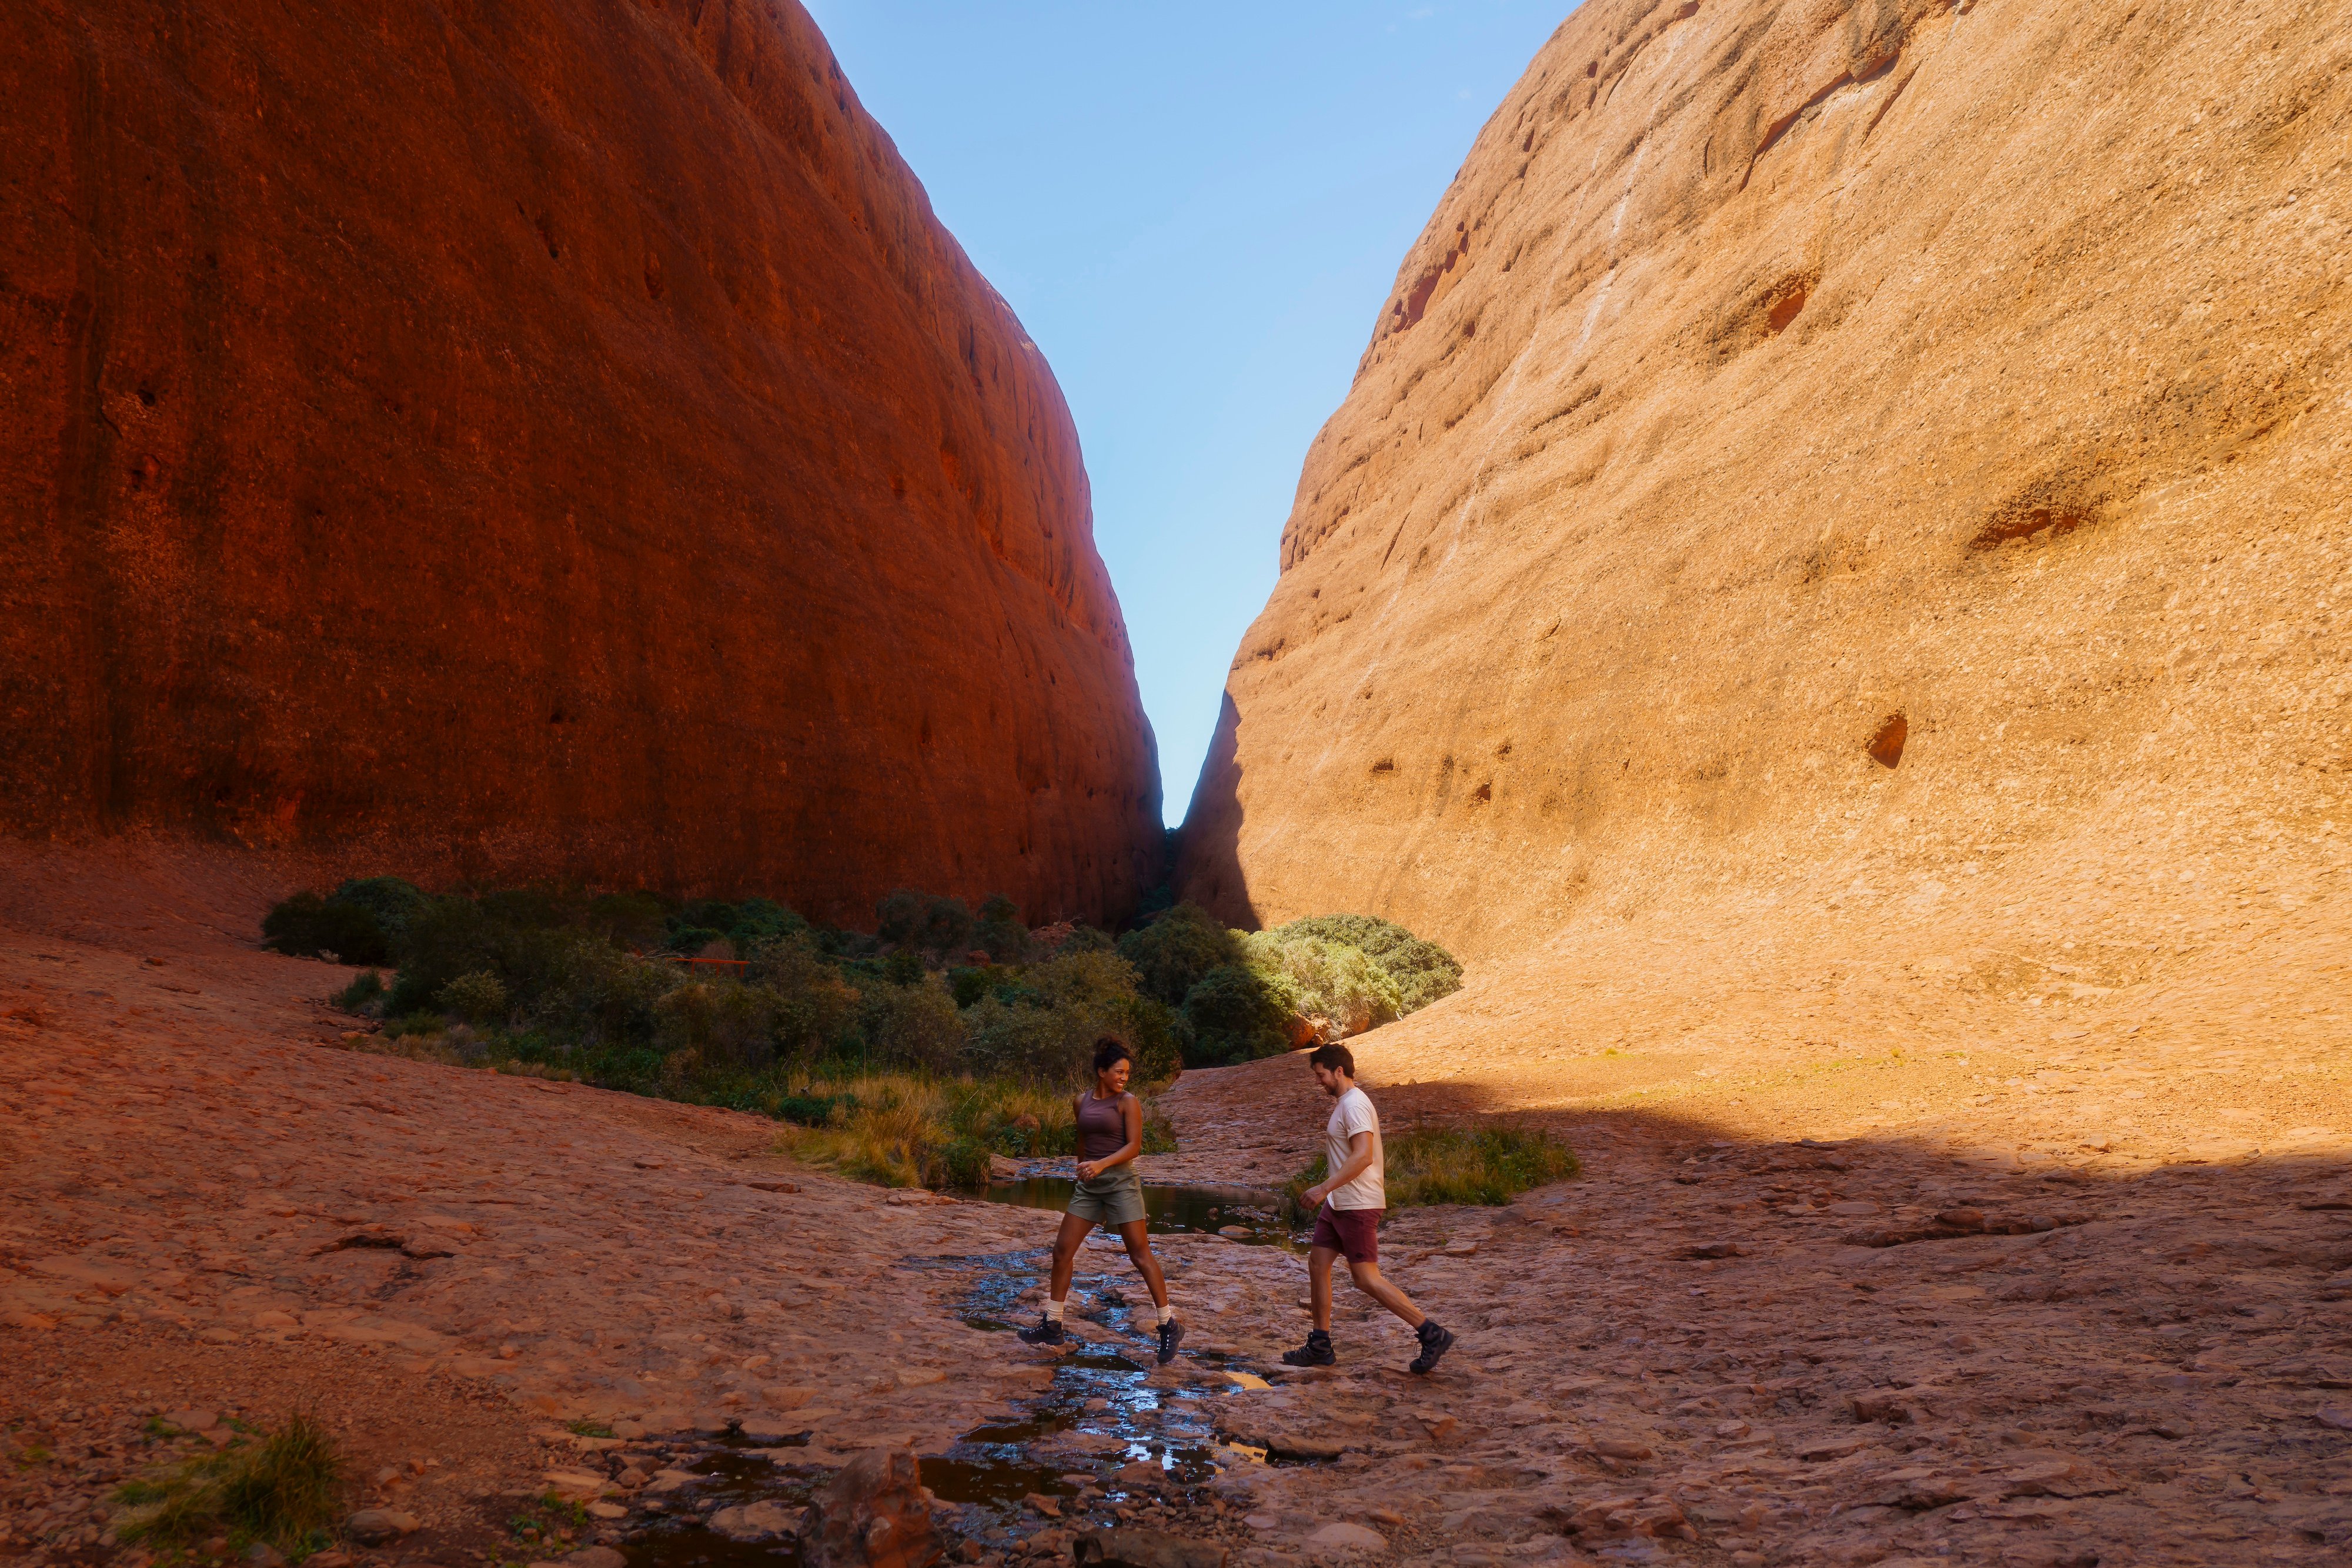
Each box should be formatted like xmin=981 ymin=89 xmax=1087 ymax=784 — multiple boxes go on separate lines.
xmin=1345 ymin=1259 xmax=1426 ymax=1329
xmin=1308 ymin=1244 xmax=1339 ymax=1332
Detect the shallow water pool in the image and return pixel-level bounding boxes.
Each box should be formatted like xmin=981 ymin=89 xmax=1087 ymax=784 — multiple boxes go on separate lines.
xmin=977 ymin=1177 xmax=1305 ymax=1251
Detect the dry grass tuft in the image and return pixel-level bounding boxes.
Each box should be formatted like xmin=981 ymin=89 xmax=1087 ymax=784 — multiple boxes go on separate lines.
xmin=777 ymin=1071 xmax=1175 ymax=1189
xmin=115 ymin=1412 xmax=344 ymax=1554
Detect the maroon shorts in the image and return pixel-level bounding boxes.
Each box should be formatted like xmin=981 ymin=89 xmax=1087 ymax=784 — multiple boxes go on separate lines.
xmin=1311 ymin=1205 xmax=1382 ymax=1263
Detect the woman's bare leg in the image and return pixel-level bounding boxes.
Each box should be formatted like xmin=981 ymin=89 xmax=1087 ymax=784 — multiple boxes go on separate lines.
xmin=1116 ymin=1219 xmax=1169 ymax=1308
xmin=1047 ymin=1211 xmax=1092 ymax=1302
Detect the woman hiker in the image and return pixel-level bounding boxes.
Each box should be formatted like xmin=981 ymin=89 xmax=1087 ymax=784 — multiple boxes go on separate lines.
xmin=1017 ymin=1037 xmax=1184 ymax=1363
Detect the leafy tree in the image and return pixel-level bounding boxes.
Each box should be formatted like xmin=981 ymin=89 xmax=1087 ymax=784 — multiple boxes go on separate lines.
xmin=875 ymin=888 xmax=926 ymax=945
xmin=261 ymin=892 xmax=391 ymax=965
xmin=973 ymin=893 xmax=1028 ymax=963
xmin=1181 ymin=964 xmax=1296 ymax=1065
xmin=1240 ymin=930 xmax=1403 ymax=1035
xmin=329 ymin=877 xmax=428 ymax=939
xmin=1117 ymin=903 xmax=1240 ymax=1007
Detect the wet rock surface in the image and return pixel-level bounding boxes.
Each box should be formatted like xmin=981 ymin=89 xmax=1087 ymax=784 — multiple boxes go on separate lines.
xmin=5 ymin=867 xmax=2351 ymax=1568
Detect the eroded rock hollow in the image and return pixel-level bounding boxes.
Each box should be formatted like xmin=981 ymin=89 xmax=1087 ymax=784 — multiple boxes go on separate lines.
xmin=1 ymin=0 xmax=1160 ymax=924
xmin=1182 ymin=0 xmax=2350 ymax=1059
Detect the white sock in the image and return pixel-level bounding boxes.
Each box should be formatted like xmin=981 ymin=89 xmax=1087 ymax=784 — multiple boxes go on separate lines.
xmin=1157 ymin=1303 xmax=1175 ymax=1327
xmin=1044 ymin=1297 xmax=1065 ymax=1322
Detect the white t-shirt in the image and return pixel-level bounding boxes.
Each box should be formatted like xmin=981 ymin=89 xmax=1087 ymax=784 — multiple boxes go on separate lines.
xmin=1322 ymin=1085 xmax=1385 ymax=1211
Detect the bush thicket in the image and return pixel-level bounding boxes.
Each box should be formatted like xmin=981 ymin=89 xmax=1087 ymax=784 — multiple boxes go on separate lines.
xmin=1117 ymin=904 xmax=1465 ymax=1067
xmin=1272 ymin=912 xmax=1465 ymax=1013
xmin=1117 ymin=902 xmax=1241 ymax=1007
xmin=275 ymin=874 xmax=1463 ymax=1176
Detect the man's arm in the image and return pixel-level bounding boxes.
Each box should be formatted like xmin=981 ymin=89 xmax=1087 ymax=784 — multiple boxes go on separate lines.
xmin=1306 ymin=1130 xmax=1378 ymax=1208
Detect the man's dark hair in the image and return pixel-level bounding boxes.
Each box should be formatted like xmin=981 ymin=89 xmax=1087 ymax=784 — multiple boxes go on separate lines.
xmin=1308 ymin=1043 xmax=1355 ymax=1078
xmin=1092 ymin=1036 xmax=1133 ymax=1074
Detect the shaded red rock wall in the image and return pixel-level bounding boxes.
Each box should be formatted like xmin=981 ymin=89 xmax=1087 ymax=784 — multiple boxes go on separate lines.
xmin=0 ymin=0 xmax=1161 ymax=925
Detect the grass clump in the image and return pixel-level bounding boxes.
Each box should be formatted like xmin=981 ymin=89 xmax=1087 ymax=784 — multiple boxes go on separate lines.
xmin=777 ymin=1071 xmax=1171 ymax=1189
xmin=113 ymin=1412 xmax=343 ymax=1555
xmin=1284 ymin=1125 xmax=1576 ymax=1216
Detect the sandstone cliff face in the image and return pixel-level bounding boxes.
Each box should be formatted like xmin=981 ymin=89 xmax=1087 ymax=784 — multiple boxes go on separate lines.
xmin=1 ymin=0 xmax=1158 ymax=924
xmin=1184 ymin=0 xmax=2350 ymax=1058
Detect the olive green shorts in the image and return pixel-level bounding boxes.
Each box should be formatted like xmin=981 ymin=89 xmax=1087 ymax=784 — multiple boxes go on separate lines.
xmin=1067 ymin=1169 xmax=1147 ymax=1228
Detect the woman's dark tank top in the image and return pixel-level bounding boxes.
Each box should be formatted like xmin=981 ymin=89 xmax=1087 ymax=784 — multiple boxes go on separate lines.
xmin=1076 ymin=1092 xmax=1129 ymax=1163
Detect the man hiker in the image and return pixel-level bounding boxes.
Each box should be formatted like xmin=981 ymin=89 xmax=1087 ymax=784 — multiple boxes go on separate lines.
xmin=1282 ymin=1042 xmax=1455 ymax=1373
xmin=1017 ymin=1037 xmax=1184 ymax=1363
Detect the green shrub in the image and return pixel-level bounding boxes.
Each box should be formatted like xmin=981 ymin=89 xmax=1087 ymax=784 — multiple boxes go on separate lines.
xmin=875 ymin=888 xmax=926 ymax=945
xmin=1109 ymin=994 xmax=1190 ymax=1086
xmin=1024 ymin=949 xmax=1145 ymax=1009
xmin=1240 ymin=930 xmax=1403 ymax=1035
xmin=947 ymin=966 xmax=993 ymax=1008
xmin=918 ymin=896 xmax=975 ymax=957
xmin=586 ymin=890 xmax=670 ymax=950
xmin=1272 ymin=913 xmax=1462 ymax=1014
xmin=1051 ymin=924 xmax=1118 ymax=957
xmin=655 ymin=981 xmax=787 ymax=1072
xmin=1117 ymin=904 xmax=1240 ymax=1006
xmin=973 ymin=893 xmax=1028 ymax=962
xmin=261 ymin=892 xmax=392 ymax=965
xmin=330 ymin=877 xmax=428 ymax=939
xmin=861 ymin=982 xmax=965 ymax=1072
xmin=333 ymin=969 xmax=387 ymax=1012
xmin=384 ymin=895 xmax=496 ymax=1014
xmin=729 ymin=896 xmax=810 ymax=950
xmin=747 ymin=941 xmax=861 ymax=1059
xmin=436 ymin=970 xmax=509 ymax=1028
xmin=773 ymin=1091 xmax=857 ymax=1126
xmin=290 ymin=872 xmax=1213 ymax=1186
xmin=1181 ymin=964 xmax=1297 ymax=1065
xmin=534 ymin=939 xmax=681 ymax=1048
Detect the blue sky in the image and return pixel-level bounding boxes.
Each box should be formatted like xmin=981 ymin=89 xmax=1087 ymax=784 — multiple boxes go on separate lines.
xmin=801 ymin=1 xmax=1573 ymax=824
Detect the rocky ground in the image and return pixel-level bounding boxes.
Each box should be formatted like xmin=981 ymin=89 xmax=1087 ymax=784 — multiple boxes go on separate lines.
xmin=4 ymin=848 xmax=2350 ymax=1567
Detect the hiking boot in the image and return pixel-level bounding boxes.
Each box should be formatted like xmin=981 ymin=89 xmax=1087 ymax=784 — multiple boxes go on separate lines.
xmin=1017 ymin=1313 xmax=1065 ymax=1346
xmin=1157 ymin=1318 xmax=1186 ymax=1365
xmin=1408 ymin=1319 xmax=1455 ymax=1375
xmin=1281 ymin=1329 xmax=1336 ymax=1367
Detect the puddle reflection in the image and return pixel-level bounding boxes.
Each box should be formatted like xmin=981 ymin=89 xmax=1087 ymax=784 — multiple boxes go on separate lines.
xmin=621 ymin=1200 xmax=1293 ymax=1564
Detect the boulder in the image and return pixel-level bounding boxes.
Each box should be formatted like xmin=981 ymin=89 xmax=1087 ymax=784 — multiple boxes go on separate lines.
xmin=800 ymin=1446 xmax=940 ymax=1568
xmin=1302 ymin=1522 xmax=1387 ymax=1554
xmin=341 ymin=1510 xmax=417 ymax=1547
xmin=709 ymin=1500 xmax=803 ymax=1541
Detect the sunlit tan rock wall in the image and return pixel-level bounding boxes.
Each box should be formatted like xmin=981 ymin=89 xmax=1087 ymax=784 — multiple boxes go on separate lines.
xmin=0 ymin=0 xmax=1160 ymax=926
xmin=1182 ymin=0 xmax=2350 ymax=1027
